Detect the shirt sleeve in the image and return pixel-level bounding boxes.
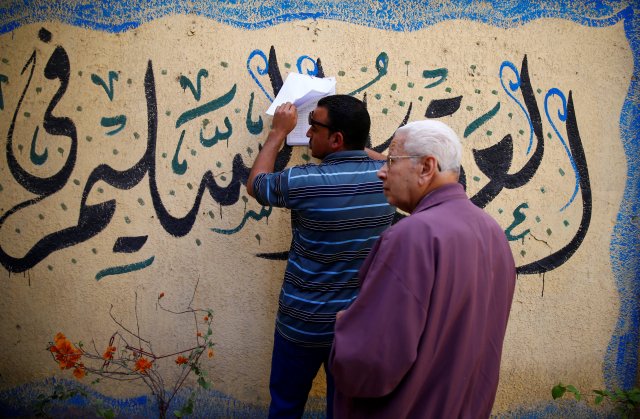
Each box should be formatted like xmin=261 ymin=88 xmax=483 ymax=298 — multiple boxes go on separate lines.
xmin=329 ymin=229 xmax=431 ymax=398
xmin=252 ymin=169 xmax=291 ymax=208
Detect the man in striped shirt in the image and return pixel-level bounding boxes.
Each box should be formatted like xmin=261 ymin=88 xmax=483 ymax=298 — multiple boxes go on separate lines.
xmin=247 ymin=95 xmax=395 ymax=419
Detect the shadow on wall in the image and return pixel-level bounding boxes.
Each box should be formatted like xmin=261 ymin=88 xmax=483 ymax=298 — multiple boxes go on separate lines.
xmin=0 ymin=378 xmax=326 ymax=418
xmin=0 ymin=377 xmax=614 ymax=419
xmin=0 ymin=377 xmax=617 ymax=418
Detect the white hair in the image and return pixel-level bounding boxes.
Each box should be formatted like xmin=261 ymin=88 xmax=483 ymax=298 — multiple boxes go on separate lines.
xmin=395 ymin=120 xmax=462 ymax=173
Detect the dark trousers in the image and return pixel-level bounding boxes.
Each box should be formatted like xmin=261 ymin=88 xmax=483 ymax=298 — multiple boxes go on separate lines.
xmin=268 ymin=331 xmax=335 ymax=419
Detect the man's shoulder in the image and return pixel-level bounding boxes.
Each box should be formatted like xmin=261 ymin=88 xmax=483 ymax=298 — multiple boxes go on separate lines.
xmin=382 ymin=214 xmax=428 ymax=240
xmin=289 ymin=158 xmax=383 ymax=178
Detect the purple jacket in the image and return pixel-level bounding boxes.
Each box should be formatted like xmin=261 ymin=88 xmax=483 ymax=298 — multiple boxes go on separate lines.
xmin=330 ymin=183 xmax=516 ymax=418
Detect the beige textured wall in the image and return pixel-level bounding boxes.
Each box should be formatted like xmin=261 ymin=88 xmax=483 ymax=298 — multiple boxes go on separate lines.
xmin=0 ymin=14 xmax=634 ymax=414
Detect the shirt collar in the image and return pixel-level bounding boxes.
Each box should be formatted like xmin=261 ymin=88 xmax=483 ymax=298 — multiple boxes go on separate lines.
xmin=413 ymin=183 xmax=468 ymax=213
xmin=322 ymin=150 xmax=369 ymax=162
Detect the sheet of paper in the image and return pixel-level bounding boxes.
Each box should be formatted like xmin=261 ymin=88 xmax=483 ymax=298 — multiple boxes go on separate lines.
xmin=265 ymin=73 xmax=336 ymax=146
xmin=287 ymin=100 xmax=317 ymax=146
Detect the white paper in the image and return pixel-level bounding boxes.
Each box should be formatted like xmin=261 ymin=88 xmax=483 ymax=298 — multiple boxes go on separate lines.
xmin=266 ymin=73 xmax=336 ymax=146
xmin=286 ymin=100 xmax=318 ymax=146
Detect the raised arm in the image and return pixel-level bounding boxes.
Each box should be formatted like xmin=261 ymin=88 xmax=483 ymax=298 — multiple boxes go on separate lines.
xmin=365 ymin=147 xmax=386 ymax=161
xmin=246 ymin=102 xmax=298 ymax=197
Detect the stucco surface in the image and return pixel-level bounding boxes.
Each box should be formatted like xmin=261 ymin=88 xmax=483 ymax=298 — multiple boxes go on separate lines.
xmin=0 ymin=3 xmax=637 ymax=417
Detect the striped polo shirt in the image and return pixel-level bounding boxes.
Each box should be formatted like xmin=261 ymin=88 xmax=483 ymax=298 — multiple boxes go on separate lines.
xmin=253 ymin=150 xmax=395 ymax=347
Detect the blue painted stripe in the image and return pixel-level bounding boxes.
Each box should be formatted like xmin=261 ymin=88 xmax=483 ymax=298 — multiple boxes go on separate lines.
xmin=0 ymin=2 xmax=630 ymax=34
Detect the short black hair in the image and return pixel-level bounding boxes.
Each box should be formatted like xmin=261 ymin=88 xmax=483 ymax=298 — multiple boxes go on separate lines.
xmin=317 ymin=95 xmax=370 ymax=150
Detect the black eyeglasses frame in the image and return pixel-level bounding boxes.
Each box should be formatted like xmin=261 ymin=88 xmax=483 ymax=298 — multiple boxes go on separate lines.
xmin=308 ymin=111 xmax=339 ymax=133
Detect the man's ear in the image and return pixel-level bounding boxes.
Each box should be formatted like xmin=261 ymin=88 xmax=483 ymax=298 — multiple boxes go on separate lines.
xmin=420 ymin=155 xmax=439 ymax=177
xmin=331 ymin=131 xmax=345 ymax=150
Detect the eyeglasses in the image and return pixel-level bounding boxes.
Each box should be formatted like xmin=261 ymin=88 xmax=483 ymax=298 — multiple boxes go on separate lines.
xmin=385 ymin=155 xmax=425 ymax=167
xmin=385 ymin=155 xmax=442 ymax=170
xmin=308 ymin=111 xmax=337 ymax=132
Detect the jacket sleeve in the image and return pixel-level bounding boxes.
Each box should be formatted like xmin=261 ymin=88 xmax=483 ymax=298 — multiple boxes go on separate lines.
xmin=329 ymin=230 xmax=431 ymax=398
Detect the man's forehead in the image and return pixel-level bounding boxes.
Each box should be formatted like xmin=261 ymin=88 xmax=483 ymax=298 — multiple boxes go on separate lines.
xmin=312 ymin=106 xmax=329 ymax=120
xmin=389 ymin=135 xmax=406 ymax=152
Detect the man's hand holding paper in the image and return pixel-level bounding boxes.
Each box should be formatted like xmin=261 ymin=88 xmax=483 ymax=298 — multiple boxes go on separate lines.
xmin=271 ymin=102 xmax=298 ymax=141
xmin=266 ymin=73 xmax=336 ymax=146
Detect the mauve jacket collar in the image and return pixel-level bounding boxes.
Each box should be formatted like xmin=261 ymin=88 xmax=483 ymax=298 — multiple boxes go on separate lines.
xmin=413 ymin=182 xmax=468 ymax=214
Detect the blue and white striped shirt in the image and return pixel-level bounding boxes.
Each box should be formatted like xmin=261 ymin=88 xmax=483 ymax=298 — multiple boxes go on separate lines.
xmin=253 ymin=150 xmax=395 ymax=346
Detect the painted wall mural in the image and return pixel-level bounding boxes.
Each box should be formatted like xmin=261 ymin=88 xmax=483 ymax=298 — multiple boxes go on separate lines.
xmin=0 ymin=1 xmax=638 ymax=417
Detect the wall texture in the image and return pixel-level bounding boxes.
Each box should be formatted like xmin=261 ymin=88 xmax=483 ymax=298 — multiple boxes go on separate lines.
xmin=0 ymin=1 xmax=638 ymax=417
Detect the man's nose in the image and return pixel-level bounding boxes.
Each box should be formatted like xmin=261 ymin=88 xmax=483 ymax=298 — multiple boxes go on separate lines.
xmin=377 ymin=166 xmax=387 ymax=180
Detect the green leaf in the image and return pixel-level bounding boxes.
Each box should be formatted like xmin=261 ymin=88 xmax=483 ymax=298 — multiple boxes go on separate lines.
xmin=183 ymin=398 xmax=194 ymax=414
xmin=552 ymin=384 xmax=566 ymax=399
xmin=198 ymin=376 xmax=211 ymax=389
xmin=566 ymin=385 xmax=581 ymax=401
xmin=174 ymin=410 xmax=183 ymax=417
xmin=97 ymin=408 xmax=115 ymax=419
xmin=595 ymin=395 xmax=604 ymax=405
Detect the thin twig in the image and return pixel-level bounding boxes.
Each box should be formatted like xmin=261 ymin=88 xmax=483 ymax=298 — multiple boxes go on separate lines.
xmin=153 ymin=345 xmax=204 ymax=360
xmin=157 ymin=303 xmax=208 ymax=316
xmin=188 ymin=277 xmax=199 ymax=309
xmin=108 ymin=305 xmax=151 ymax=345
xmin=126 ymin=345 xmax=156 ymax=360
xmin=135 ymin=291 xmax=142 ymax=352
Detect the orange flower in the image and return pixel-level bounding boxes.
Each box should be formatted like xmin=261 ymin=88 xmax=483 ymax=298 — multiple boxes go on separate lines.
xmin=208 ymin=349 xmax=214 ymax=359
xmin=203 ymin=316 xmax=209 ymax=321
xmin=175 ymin=355 xmax=189 ymax=365
xmin=159 ymin=292 xmax=165 ymax=299
xmin=197 ymin=332 xmax=202 ymax=337
xmin=102 ymin=345 xmax=116 ymax=360
xmin=49 ymin=333 xmax=82 ymax=370
xmin=134 ymin=357 xmax=153 ymax=374
xmin=73 ymin=364 xmax=86 ymax=379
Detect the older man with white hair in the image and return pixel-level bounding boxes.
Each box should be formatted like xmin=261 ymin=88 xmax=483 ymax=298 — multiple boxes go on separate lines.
xmin=329 ymin=120 xmax=516 ymax=418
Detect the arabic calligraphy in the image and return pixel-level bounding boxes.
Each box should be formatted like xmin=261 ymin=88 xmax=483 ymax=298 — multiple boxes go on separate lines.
xmin=0 ymin=28 xmax=593 ymax=279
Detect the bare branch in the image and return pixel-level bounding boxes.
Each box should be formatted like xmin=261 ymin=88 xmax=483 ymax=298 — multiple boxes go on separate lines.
xmin=109 ymin=305 xmax=151 ymax=345
xmin=47 ymin=282 xmax=214 ymax=418
xmin=135 ymin=291 xmax=142 ymax=351
xmin=188 ymin=277 xmax=200 ymax=309
xmin=154 ymin=345 xmax=205 ymax=360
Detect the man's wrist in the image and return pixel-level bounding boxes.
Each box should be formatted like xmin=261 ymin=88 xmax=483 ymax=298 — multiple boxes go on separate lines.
xmin=267 ymin=128 xmax=288 ymax=143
